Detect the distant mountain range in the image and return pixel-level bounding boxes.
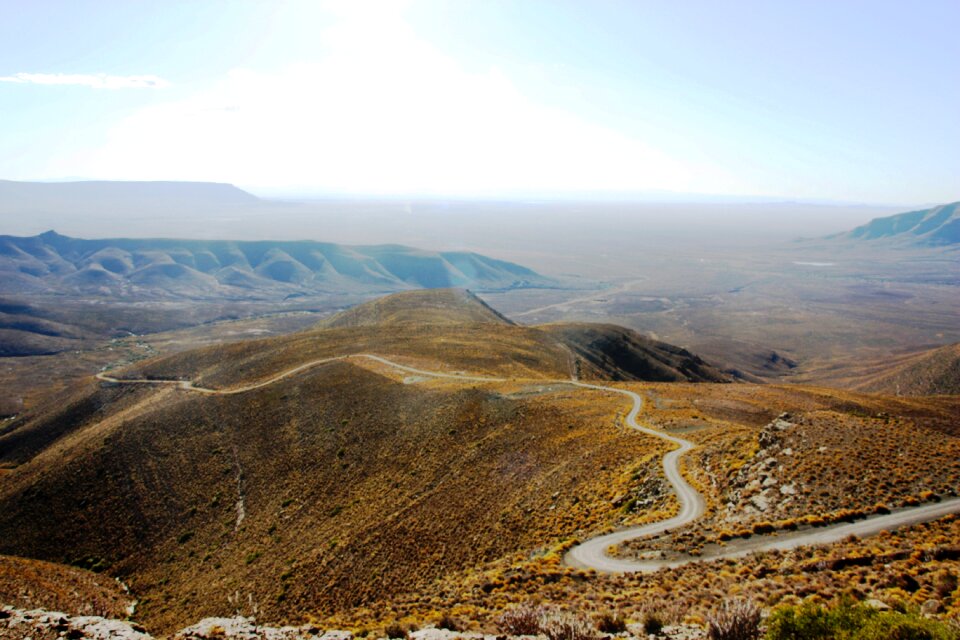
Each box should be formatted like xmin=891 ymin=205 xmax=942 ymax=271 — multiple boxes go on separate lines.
xmin=828 ymin=201 xmax=960 ymax=246
xmin=0 ymin=231 xmax=554 ymax=299
xmin=0 ymin=180 xmax=259 ymax=214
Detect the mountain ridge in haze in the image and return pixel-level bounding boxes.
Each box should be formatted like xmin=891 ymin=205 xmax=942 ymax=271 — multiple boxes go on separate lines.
xmin=0 ymin=179 xmax=260 ymax=213
xmin=0 ymin=231 xmax=554 ymax=299
xmin=827 ymin=201 xmax=960 ymax=246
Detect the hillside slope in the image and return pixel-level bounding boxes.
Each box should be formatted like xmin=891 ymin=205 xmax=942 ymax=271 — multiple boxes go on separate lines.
xmin=121 ymin=289 xmax=727 ymax=386
xmin=2 ymin=290 xmax=957 ymax=634
xmin=829 ymin=201 xmax=960 ymax=246
xmin=0 ymin=289 xmax=728 ymax=630
xmin=854 ymin=343 xmax=960 ymax=395
xmin=790 ymin=343 xmax=960 ymax=396
xmin=0 ymin=353 xmax=664 ymax=632
xmin=0 ymin=231 xmax=553 ymax=300
xmin=541 ymin=323 xmax=729 ymax=383
xmin=0 ymin=554 xmax=134 ymax=618
xmin=323 ymin=288 xmax=513 ymax=328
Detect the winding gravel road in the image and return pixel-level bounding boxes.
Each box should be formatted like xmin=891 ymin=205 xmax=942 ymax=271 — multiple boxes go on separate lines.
xmin=96 ymin=354 xmax=960 ymax=574
xmin=563 ymin=381 xmax=705 ymax=572
xmin=561 ymin=382 xmax=960 ymax=573
xmin=95 ymin=353 xmax=506 ymax=393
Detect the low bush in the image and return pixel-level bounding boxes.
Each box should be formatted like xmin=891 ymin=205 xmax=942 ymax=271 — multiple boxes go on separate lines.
xmin=496 ymin=605 xmax=597 ymax=640
xmin=642 ymin=612 xmax=664 ymax=636
xmin=497 ymin=604 xmax=546 ymax=636
xmin=707 ymin=599 xmax=761 ymax=640
xmin=595 ymin=611 xmax=627 ymax=634
xmin=540 ymin=610 xmax=598 ymax=640
xmin=436 ymin=613 xmax=461 ymax=632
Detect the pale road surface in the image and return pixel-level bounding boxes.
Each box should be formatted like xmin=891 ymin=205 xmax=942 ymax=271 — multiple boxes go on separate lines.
xmin=95 ymin=353 xmax=506 ymax=393
xmin=563 ymin=380 xmax=705 ymax=572
xmin=96 ymin=354 xmax=960 ymax=573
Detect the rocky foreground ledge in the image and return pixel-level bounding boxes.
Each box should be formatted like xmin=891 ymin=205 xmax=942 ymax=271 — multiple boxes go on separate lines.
xmin=0 ymin=607 xmax=705 ymax=640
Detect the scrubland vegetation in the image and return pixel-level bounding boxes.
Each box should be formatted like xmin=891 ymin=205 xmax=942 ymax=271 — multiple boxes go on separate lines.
xmin=611 ymin=382 xmax=960 ymax=559
xmin=1 ymin=290 xmax=957 ymax=637
xmin=315 ymin=514 xmax=959 ymax=635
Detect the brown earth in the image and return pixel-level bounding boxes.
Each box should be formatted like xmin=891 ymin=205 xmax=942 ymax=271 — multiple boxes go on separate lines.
xmin=796 ymin=343 xmax=960 ymax=396
xmin=0 ymin=555 xmax=133 ymax=619
xmin=342 ymin=514 xmax=960 ymax=632
xmin=0 ymin=289 xmax=725 ymax=632
xmin=1 ymin=289 xmax=955 ymax=634
xmin=605 ymin=381 xmax=960 ymax=558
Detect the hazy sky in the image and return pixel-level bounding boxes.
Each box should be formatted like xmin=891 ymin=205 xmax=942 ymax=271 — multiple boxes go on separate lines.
xmin=1 ymin=0 xmax=957 ymax=203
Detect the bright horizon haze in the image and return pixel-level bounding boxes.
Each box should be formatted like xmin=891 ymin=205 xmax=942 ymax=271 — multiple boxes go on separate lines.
xmin=1 ymin=0 xmax=957 ymax=205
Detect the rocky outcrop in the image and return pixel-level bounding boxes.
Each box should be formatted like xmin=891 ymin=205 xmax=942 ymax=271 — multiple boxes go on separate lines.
xmin=0 ymin=606 xmax=151 ymax=640
xmin=723 ymin=413 xmax=800 ymax=523
xmin=0 ymin=609 xmax=358 ymax=640
xmin=174 ymin=617 xmax=352 ymax=640
xmin=0 ymin=608 xmax=709 ymax=640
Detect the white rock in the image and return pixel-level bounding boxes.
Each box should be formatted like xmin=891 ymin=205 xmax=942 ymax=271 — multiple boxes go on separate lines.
xmin=750 ymin=494 xmax=770 ymax=511
xmin=71 ymin=616 xmax=153 ymax=640
xmin=864 ymin=599 xmax=891 ymax=610
xmin=175 ymin=617 xmax=256 ymax=639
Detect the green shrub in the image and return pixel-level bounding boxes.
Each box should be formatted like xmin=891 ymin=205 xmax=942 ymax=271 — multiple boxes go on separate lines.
xmin=71 ymin=555 xmax=109 ymax=573
xmin=766 ymin=599 xmax=960 ymax=640
xmin=856 ymin=613 xmax=959 ymax=640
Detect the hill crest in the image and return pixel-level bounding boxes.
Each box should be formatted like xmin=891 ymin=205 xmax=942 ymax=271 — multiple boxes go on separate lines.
xmin=0 ymin=232 xmax=554 ymax=299
xmin=829 ymin=201 xmax=960 ymax=246
xmin=323 ymin=288 xmax=514 ymax=328
xmin=855 ymin=343 xmax=960 ymax=396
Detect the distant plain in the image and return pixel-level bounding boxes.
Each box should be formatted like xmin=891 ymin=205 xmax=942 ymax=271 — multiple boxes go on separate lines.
xmin=3 ymin=188 xmax=956 ymax=407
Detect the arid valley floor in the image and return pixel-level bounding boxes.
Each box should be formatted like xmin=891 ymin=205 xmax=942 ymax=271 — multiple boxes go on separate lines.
xmin=1 ymin=197 xmax=959 ymax=640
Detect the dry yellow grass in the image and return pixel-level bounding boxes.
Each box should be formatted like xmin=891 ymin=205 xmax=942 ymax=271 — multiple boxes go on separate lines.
xmin=326 ymin=514 xmax=960 ymax=631
xmin=0 ymin=554 xmax=133 ymax=618
xmin=2 ymin=289 xmax=956 ymax=634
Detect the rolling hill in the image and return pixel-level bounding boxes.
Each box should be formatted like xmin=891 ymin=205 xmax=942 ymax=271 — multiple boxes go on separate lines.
xmin=118 ymin=289 xmax=730 ymax=386
xmin=0 ymin=289 xmax=726 ymax=631
xmin=540 ymin=322 xmax=729 ymax=383
xmin=828 ymin=200 xmax=960 ymax=246
xmin=784 ymin=336 xmax=960 ymax=396
xmin=0 ymin=231 xmax=553 ymax=300
xmin=855 ymin=342 xmax=960 ymax=395
xmin=799 ymin=343 xmax=960 ymax=396
xmin=322 ymin=288 xmax=514 ymax=328
xmin=1 ymin=289 xmax=958 ymax=635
